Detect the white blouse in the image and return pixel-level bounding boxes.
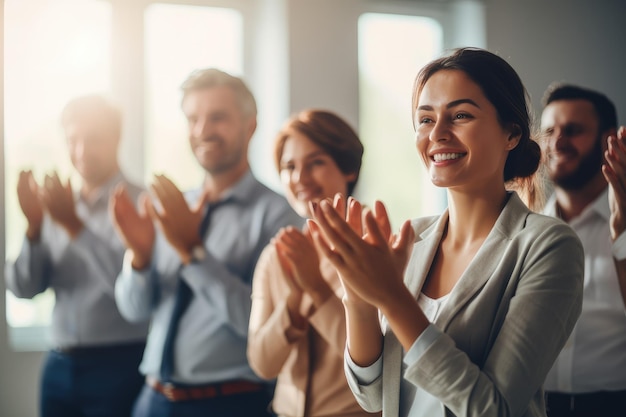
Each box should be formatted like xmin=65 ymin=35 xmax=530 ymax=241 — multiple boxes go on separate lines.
xmin=402 ymin=292 xmax=451 ymax=417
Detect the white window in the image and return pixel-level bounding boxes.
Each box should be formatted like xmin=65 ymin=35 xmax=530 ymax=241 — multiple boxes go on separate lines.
xmin=358 ymin=12 xmax=447 ymax=230
xmin=4 ymin=0 xmax=112 ymax=349
xmin=3 ymin=0 xmax=244 ymax=350
xmin=144 ymin=3 xmax=243 ymax=190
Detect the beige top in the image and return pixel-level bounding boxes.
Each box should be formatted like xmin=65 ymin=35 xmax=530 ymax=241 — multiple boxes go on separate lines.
xmin=248 ymin=244 xmax=379 ymax=417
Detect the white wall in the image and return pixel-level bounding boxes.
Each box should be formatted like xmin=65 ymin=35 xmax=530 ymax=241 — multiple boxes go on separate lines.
xmin=3 ymin=1 xmax=626 ymax=416
xmin=484 ymin=0 xmax=626 ymax=126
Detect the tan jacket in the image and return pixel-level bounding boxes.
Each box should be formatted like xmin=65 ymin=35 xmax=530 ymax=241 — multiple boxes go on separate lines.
xmin=249 ymin=244 xmax=378 ymax=417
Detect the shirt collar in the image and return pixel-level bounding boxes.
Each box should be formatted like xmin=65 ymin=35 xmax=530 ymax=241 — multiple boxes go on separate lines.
xmin=76 ymin=171 xmax=125 ymax=207
xmin=198 ymin=169 xmax=257 ymax=205
xmin=544 ymin=187 xmax=609 ymax=222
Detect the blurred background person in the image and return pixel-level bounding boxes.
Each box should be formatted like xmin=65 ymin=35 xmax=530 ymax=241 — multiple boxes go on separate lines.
xmin=4 ymin=94 xmax=148 ymax=417
xmin=112 ymin=68 xmax=302 ymax=417
xmin=540 ymin=83 xmax=626 ymax=417
xmin=248 ymin=109 xmax=379 ymax=417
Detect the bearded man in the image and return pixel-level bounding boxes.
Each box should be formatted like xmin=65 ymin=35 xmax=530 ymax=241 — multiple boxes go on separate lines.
xmin=540 ymin=83 xmax=626 ymax=417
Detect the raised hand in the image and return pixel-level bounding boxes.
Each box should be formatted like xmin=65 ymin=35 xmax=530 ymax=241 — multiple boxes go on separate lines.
xmin=40 ymin=171 xmax=83 ymax=238
xmin=603 ymin=126 xmax=626 ymax=240
xmin=330 ymin=195 xmax=369 ymax=307
xmin=147 ymin=174 xmax=208 ymax=264
xmin=307 ymin=194 xmax=414 ymax=310
xmin=110 ymin=184 xmax=155 ymax=270
xmin=275 ymin=225 xmax=333 ymax=307
xmin=16 ymin=170 xmax=44 ymax=241
xmin=370 ymin=199 xmax=414 ymax=273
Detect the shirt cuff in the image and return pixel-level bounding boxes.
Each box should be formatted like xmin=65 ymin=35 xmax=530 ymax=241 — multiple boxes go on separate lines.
xmin=345 ymin=346 xmax=382 ymax=385
xmin=403 ymin=323 xmax=443 ymax=366
xmin=612 ymin=231 xmax=626 ymax=261
xmin=123 ymin=249 xmax=148 ymax=274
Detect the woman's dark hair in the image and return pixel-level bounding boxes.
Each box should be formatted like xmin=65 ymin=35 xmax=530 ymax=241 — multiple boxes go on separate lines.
xmin=274 ymin=109 xmax=364 ymax=196
xmin=412 ymin=47 xmax=543 ymax=208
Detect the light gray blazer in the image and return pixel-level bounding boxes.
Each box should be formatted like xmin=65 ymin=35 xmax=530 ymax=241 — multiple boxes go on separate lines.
xmin=346 ymin=193 xmax=584 ymax=417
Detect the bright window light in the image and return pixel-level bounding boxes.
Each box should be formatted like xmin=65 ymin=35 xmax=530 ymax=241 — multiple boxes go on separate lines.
xmin=4 ymin=0 xmax=112 ymax=336
xmin=144 ymin=3 xmax=243 ymax=190
xmin=358 ymin=13 xmax=445 ymax=229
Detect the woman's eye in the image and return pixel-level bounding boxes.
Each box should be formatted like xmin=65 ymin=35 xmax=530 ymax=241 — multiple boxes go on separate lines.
xmin=454 ymin=113 xmax=472 ymax=120
xmin=419 ymin=117 xmax=433 ymax=124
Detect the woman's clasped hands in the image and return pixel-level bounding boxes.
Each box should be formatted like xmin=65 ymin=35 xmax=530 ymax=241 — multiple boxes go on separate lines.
xmin=306 ymin=193 xmax=415 ymax=311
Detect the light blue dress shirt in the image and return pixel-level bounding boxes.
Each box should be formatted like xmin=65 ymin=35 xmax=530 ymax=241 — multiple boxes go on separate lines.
xmin=115 ymin=170 xmax=303 ymax=385
xmin=5 ymin=172 xmax=149 ymax=348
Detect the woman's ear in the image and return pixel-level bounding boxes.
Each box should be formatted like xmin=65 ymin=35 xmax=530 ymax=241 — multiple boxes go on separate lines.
xmin=506 ymin=124 xmax=522 ymax=150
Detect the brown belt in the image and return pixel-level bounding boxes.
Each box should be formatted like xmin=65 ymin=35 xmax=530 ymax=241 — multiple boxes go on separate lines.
xmin=54 ymin=341 xmax=145 ymax=356
xmin=146 ymin=376 xmax=264 ymax=402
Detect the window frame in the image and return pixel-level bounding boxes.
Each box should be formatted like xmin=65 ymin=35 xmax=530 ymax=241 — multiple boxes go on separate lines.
xmin=2 ymin=0 xmax=258 ymax=352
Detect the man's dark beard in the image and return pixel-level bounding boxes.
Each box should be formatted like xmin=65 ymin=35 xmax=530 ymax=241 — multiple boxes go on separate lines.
xmin=554 ymin=135 xmax=603 ymax=191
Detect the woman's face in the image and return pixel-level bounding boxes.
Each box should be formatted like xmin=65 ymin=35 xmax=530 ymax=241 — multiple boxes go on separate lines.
xmin=279 ymin=131 xmax=356 ymax=218
xmin=414 ymin=69 xmax=519 ymax=191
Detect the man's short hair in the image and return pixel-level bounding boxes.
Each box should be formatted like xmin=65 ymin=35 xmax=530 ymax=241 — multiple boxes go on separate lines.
xmin=542 ymin=83 xmax=617 ymax=133
xmin=180 ymin=68 xmax=257 ymax=119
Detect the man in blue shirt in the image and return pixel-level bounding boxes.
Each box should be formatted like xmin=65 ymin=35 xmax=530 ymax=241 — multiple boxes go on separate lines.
xmin=112 ymin=68 xmax=303 ymax=417
xmin=5 ymin=94 xmax=148 ymax=417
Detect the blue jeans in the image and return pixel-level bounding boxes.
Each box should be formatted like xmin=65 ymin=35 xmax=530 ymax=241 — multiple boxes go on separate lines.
xmin=132 ymin=383 xmax=275 ymax=417
xmin=40 ymin=342 xmax=145 ymax=417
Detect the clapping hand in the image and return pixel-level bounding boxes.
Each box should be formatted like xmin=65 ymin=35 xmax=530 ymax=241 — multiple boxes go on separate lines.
xmin=16 ymin=170 xmax=44 ymax=241
xmin=147 ymin=174 xmax=209 ymax=264
xmin=275 ymin=226 xmax=332 ymax=306
xmin=111 ymin=184 xmax=155 ymax=270
xmin=39 ymin=171 xmax=83 ymax=238
xmin=603 ymin=126 xmax=626 ymax=240
xmin=307 ymin=193 xmax=414 ymax=310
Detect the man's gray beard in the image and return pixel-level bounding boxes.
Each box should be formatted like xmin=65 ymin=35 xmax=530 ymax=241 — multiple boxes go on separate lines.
xmin=553 ymin=135 xmax=603 ymax=191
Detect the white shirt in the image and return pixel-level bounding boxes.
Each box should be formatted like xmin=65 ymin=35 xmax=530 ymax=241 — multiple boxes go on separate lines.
xmin=403 ymin=293 xmax=450 ymax=417
xmin=543 ymin=189 xmax=626 ymax=393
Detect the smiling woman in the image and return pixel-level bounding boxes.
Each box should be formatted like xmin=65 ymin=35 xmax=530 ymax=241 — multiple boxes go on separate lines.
xmin=247 ymin=109 xmax=376 ymax=417
xmin=306 ymin=48 xmax=585 ymax=417
xmin=414 ymin=70 xmax=519 ymax=189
